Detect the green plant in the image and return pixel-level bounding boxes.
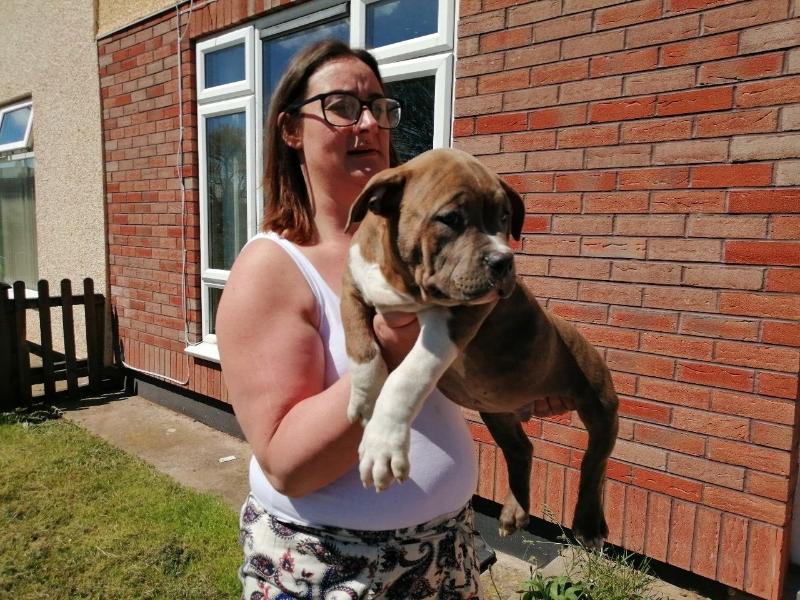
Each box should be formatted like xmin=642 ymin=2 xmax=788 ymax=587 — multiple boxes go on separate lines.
xmin=522 ymin=572 xmax=591 ymax=600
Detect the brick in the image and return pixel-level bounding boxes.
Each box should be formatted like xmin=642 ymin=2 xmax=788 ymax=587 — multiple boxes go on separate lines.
xmin=746 ymin=471 xmax=792 ymax=502
xmin=706 ymin=485 xmax=786 ymax=528
xmin=691 ymin=163 xmax=773 ymax=188
xmin=709 ymin=438 xmax=791 ymax=476
xmin=622 ymin=117 xmax=692 ymax=143
xmin=717 ymin=514 xmax=747 ymax=589
xmin=558 ymin=124 xmax=618 ymax=148
xmin=619 ymin=396 xmax=672 ymax=423
xmin=627 ymin=14 xmax=699 ymax=49
xmin=623 ymin=485 xmax=648 ymax=552
xmin=459 ymin=9 xmax=504 ymax=37
xmin=683 ymin=265 xmax=764 ymax=291
xmin=745 ymin=524 xmax=784 ymax=598
xmin=657 ymin=87 xmax=734 ymax=116
xmin=751 ymin=421 xmax=794 ymax=451
xmin=725 ymin=241 xmax=800 ymax=267
xmin=555 ymin=171 xmax=616 ymax=192
xmin=670 ymin=454 xmax=745 ymax=489
xmin=730 ymin=189 xmax=800 ymax=213
xmin=530 ymin=59 xmax=589 ymax=86
xmin=477 ymin=152 xmax=526 ymax=174
xmin=782 ymin=104 xmax=800 ymax=130
xmin=455 ymin=94 xmax=503 ymax=117
xmin=525 ymin=193 xmax=582 ymax=213
xmin=522 ymin=235 xmax=580 ymax=256
xmin=586 ymin=145 xmax=651 ymax=169
xmin=636 ymin=422 xmax=705 ymax=455
xmin=762 ymin=320 xmax=800 ymax=346
xmin=505 ymin=41 xmax=561 ymax=69
xmin=548 ymin=301 xmax=607 ymax=324
xmin=688 ymin=215 xmax=767 ymax=239
xmin=739 ymin=18 xmax=800 ymax=54
xmin=507 ymin=0 xmax=561 ymax=25
xmin=503 ymin=131 xmax=558 ymax=154
xmin=712 ymin=389 xmax=795 ymax=424
xmin=647 ymin=239 xmax=721 ymax=262
xmin=732 ymin=132 xmax=800 ymax=161
xmin=579 ymin=281 xmax=643 ymax=306
xmin=591 ymin=47 xmax=659 ymax=77
xmin=606 ymin=350 xmax=675 ymax=379
xmin=609 ymin=307 xmax=678 ymax=332
xmin=478 ymin=69 xmax=531 ymax=94
xmin=651 ymin=190 xmax=725 ymax=213
xmin=776 ymin=161 xmax=800 ymax=186
xmin=644 ymin=493 xmax=671 ymax=562
xmin=596 ymin=0 xmax=661 ymax=30
xmin=561 ymin=76 xmax=623 ymax=104
xmin=622 ymin=167 xmax=692 ymax=190
xmin=562 ymin=29 xmax=625 ymax=59
xmin=612 ymin=261 xmax=681 ymax=285
xmin=756 ymin=373 xmax=798 ymax=399
xmin=529 ymin=104 xmax=587 ymax=130
xmin=590 ymin=96 xmax=656 ymax=122
xmin=584 ymin=191 xmax=649 ymax=213
xmin=623 ymin=66 xmax=695 ymax=96
xmin=699 ymin=53 xmax=784 ymax=86
xmin=664 ymin=0 xmax=739 ymax=15
xmin=503 ymin=86 xmax=560 ymax=111
xmin=457 ymin=52 xmax=504 ymax=77
xmin=503 ymin=173 xmax=554 ymax=192
xmin=616 ymin=215 xmax=685 ymax=237
xmin=642 ymin=331 xmax=714 ymax=360
xmin=672 ymin=405 xmax=748 ymax=440
xmin=480 ymin=26 xmax=532 ymax=52
xmin=533 ymin=13 xmax=593 ymax=42
xmin=692 ymin=507 xmax=721 ymax=579
xmin=697 ymin=108 xmax=779 ymax=140
xmin=741 ymin=74 xmax=800 ymax=110
xmin=653 ymin=139 xmax=728 ymax=165
xmin=612 ymin=438 xmax=668 ymax=469
xmin=526 ymin=149 xmax=584 ymax=171
xmin=676 ymin=361 xmax=754 ymax=392
xmin=668 ymin=500 xmax=697 ymax=570
xmin=704 ymin=0 xmax=788 ymax=34
xmin=552 ymin=215 xmax=613 ymax=236
xmin=549 ymin=257 xmax=611 ymax=280
xmin=715 ymin=340 xmax=799 ymax=372
xmin=766 ymin=268 xmax=800 ymax=293
xmin=662 ymin=32 xmax=738 ymax=67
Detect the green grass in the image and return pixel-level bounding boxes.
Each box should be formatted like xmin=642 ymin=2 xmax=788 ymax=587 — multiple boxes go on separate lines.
xmin=0 ymin=411 xmax=242 ymax=599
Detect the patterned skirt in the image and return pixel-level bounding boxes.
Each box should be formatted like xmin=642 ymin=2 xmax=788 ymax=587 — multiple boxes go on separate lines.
xmin=238 ymin=494 xmax=480 ymax=599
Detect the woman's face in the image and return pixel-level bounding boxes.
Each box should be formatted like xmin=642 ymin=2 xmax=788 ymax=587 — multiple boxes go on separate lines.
xmin=289 ymin=57 xmax=391 ymax=201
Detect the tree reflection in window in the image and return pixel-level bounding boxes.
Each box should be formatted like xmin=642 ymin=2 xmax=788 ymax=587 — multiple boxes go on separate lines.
xmin=385 ymin=76 xmax=435 ymax=164
xmin=206 ymin=112 xmax=247 ymax=270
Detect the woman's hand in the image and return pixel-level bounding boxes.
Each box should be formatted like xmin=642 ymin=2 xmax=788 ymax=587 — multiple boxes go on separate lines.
xmin=373 ymin=311 xmax=419 ymax=370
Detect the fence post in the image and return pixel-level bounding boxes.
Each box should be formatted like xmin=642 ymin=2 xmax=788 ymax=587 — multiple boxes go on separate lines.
xmin=60 ymin=279 xmax=79 ymax=399
xmin=83 ymin=278 xmax=102 ymax=393
xmin=13 ymin=281 xmax=31 ymax=406
xmin=0 ymin=283 xmax=15 ymax=409
xmin=37 ymin=280 xmax=56 ymax=397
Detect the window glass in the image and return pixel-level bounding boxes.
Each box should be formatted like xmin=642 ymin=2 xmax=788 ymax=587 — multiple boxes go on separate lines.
xmin=206 ymin=112 xmax=247 ymax=270
xmin=207 ymin=287 xmax=223 ymax=334
xmin=366 ymin=0 xmax=438 ymax=48
xmin=385 ymin=76 xmax=435 ymax=163
xmin=0 ymin=105 xmax=32 ymax=147
xmin=262 ymin=18 xmax=349 ymax=110
xmin=0 ymin=157 xmax=37 ymax=287
xmin=204 ymin=43 xmax=246 ymax=88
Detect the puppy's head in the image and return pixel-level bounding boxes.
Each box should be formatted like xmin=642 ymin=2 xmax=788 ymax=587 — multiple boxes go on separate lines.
xmin=348 ymin=148 xmax=524 ymax=305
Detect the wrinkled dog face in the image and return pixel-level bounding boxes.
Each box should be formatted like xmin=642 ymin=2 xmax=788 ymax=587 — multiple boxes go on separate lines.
xmin=350 ymin=149 xmax=524 ymax=306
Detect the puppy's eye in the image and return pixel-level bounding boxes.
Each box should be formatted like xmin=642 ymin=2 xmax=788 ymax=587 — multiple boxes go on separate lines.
xmin=436 ymin=211 xmax=465 ymax=231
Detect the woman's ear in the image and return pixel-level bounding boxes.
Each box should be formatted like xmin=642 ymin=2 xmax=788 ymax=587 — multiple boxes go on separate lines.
xmin=279 ymin=112 xmax=303 ymax=150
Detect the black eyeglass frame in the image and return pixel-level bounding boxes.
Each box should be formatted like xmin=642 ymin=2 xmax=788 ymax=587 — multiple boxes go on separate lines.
xmin=285 ymin=92 xmax=402 ymax=130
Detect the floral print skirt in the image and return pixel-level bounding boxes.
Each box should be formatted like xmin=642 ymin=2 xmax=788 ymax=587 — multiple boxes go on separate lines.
xmin=238 ymin=494 xmax=480 ymax=599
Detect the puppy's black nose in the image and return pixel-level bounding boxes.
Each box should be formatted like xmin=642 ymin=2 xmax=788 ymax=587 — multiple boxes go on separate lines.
xmin=485 ymin=251 xmax=514 ymax=279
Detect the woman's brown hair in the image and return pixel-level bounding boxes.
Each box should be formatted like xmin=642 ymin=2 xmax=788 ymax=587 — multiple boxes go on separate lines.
xmin=262 ymin=39 xmax=396 ymax=244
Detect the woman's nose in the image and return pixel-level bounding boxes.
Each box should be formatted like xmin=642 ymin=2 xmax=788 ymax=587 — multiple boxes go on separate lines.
xmin=355 ymin=105 xmax=379 ymax=130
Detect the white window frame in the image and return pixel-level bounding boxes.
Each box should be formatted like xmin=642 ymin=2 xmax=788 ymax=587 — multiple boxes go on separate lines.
xmin=196 ymin=26 xmax=255 ymax=104
xmin=0 ymin=100 xmax=34 ymax=153
xmin=190 ymin=0 xmax=456 ymax=362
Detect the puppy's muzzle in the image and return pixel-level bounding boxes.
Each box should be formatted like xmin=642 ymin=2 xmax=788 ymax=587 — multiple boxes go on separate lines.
xmin=484 ymin=251 xmax=516 ymax=298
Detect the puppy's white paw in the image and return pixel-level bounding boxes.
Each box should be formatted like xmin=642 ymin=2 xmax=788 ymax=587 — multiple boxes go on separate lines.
xmin=358 ymin=416 xmax=410 ymax=491
xmin=347 ymin=355 xmax=388 ymax=425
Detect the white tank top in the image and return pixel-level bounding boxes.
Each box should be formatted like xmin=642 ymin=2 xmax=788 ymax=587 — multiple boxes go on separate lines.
xmin=246 ymin=232 xmax=478 ymax=530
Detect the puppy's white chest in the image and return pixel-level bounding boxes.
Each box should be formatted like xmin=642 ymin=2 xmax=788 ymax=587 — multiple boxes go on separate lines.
xmin=348 ymin=244 xmax=423 ymax=312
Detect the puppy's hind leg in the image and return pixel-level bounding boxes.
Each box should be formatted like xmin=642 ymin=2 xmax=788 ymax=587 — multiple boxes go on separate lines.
xmin=481 ymin=412 xmax=532 ymax=537
xmin=341 ymin=271 xmax=387 ymax=426
xmin=572 ymin=381 xmax=618 ymax=551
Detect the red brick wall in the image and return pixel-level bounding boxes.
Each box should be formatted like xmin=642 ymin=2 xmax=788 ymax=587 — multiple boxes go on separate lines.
xmin=99 ymin=0 xmax=799 ymax=598
xmin=454 ymin=1 xmax=800 ymax=598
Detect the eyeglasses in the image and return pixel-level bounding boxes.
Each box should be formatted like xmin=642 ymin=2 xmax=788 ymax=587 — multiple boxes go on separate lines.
xmin=287 ymin=92 xmax=402 ymax=130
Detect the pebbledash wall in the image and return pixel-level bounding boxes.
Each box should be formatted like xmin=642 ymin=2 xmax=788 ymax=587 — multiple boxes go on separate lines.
xmin=97 ymin=1 xmax=800 ymax=598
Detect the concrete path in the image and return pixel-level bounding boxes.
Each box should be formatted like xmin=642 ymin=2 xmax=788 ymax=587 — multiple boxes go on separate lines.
xmin=60 ymin=393 xmax=717 ymax=599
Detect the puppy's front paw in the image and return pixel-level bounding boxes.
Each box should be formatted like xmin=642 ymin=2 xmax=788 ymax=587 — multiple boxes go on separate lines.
xmin=358 ymin=417 xmax=410 ymax=492
xmin=347 ymin=355 xmax=388 ymax=425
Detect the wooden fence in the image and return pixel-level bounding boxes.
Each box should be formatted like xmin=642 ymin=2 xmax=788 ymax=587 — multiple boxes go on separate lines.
xmin=0 ymin=278 xmax=107 ymax=409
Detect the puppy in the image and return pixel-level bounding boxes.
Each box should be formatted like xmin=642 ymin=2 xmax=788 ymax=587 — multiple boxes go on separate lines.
xmin=341 ymin=148 xmax=619 ymax=548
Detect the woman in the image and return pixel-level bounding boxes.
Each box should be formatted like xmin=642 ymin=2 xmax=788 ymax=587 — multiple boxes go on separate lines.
xmin=217 ymin=39 xmax=568 ymax=599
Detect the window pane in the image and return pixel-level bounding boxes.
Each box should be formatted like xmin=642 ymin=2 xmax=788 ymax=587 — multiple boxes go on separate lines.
xmin=385 ymin=76 xmax=435 ymax=163
xmin=0 ymin=105 xmax=32 ymax=147
xmin=207 ymin=287 xmax=223 ymax=335
xmin=0 ymin=157 xmax=38 ymax=287
xmin=204 ymin=43 xmax=246 ymax=88
xmin=262 ymin=19 xmax=349 ymax=111
xmin=366 ymin=0 xmax=438 ymax=48
xmin=206 ymin=112 xmax=247 ymax=270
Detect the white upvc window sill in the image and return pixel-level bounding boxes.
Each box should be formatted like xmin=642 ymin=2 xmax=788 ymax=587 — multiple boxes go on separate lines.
xmin=185 ymin=341 xmax=220 ymax=363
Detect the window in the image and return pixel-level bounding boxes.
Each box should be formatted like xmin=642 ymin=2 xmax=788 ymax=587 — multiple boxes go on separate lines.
xmin=0 ymin=100 xmax=37 ymax=290
xmin=191 ymin=0 xmax=456 ymax=360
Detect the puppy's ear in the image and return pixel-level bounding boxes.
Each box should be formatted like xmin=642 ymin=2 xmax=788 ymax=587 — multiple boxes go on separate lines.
xmin=345 ymin=168 xmax=406 ymax=232
xmin=500 ymin=178 xmax=525 ymax=241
